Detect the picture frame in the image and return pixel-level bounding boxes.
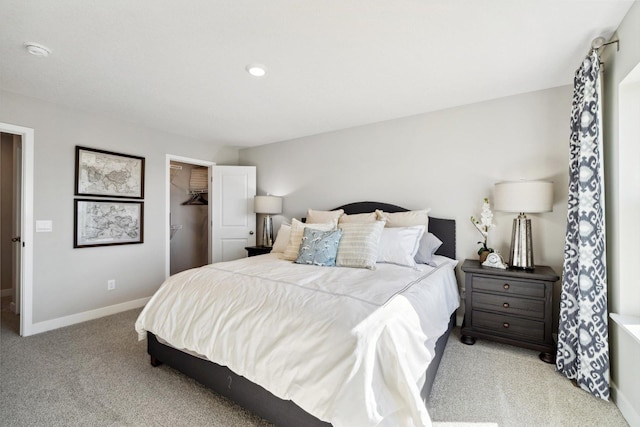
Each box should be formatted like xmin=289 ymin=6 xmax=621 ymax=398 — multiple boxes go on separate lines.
xmin=74 ymin=199 xmax=144 ymax=248
xmin=75 ymin=146 xmax=145 ymax=199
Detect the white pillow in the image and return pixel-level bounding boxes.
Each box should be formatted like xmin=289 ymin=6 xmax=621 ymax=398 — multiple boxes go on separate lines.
xmin=306 ymin=208 xmax=344 ymax=225
xmin=377 ymin=225 xmax=425 ymax=267
xmin=375 ymin=209 xmax=431 ymax=229
xmin=283 ymin=218 xmax=335 ymax=261
xmin=431 ymin=254 xmax=459 ymax=269
xmin=414 ymin=232 xmax=443 ymax=266
xmin=336 ymin=221 xmax=385 ymax=270
xmin=271 ymin=224 xmax=291 ymax=253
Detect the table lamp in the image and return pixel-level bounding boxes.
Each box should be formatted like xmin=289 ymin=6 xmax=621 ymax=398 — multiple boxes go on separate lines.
xmin=254 ymin=195 xmax=282 ymax=247
xmin=493 ymin=181 xmax=553 ymax=269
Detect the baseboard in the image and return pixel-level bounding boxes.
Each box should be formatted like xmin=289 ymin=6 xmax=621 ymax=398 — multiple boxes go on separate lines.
xmin=611 ymin=381 xmax=640 ymax=427
xmin=25 ymin=297 xmax=150 ymax=336
xmin=0 ymin=289 xmax=12 ymax=297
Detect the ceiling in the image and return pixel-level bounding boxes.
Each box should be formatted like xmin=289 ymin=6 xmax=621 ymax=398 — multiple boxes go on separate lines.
xmin=0 ymin=1 xmax=635 ymax=147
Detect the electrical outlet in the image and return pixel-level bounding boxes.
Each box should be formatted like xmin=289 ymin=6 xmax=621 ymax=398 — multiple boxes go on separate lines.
xmin=107 ymin=279 xmax=116 ymax=291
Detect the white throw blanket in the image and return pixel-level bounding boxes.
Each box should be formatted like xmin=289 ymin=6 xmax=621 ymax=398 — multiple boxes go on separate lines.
xmin=135 ymin=254 xmax=459 ymax=427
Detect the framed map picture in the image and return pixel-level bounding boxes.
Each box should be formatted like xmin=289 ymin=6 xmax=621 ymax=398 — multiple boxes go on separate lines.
xmin=75 ymin=146 xmax=145 ymax=199
xmin=74 ymin=199 xmax=144 ymax=248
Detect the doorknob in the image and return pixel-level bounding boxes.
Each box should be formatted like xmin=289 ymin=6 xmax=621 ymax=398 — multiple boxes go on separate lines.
xmin=11 ymin=236 xmax=21 ymax=243
xmin=249 ymin=231 xmax=254 ymax=235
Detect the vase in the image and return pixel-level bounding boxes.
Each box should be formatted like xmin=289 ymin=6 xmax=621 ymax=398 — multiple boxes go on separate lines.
xmin=479 ymin=250 xmax=490 ymax=263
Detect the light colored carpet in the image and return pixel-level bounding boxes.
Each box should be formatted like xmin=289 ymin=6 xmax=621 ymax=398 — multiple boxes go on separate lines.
xmin=433 ymin=424 xmax=497 ymax=427
xmin=428 ymin=329 xmax=627 ymax=427
xmin=0 ymin=300 xmax=628 ymax=426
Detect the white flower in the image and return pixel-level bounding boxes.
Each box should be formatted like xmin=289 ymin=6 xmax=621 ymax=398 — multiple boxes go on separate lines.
xmin=480 ymin=199 xmax=495 ymax=230
xmin=471 ymin=198 xmax=496 ymax=250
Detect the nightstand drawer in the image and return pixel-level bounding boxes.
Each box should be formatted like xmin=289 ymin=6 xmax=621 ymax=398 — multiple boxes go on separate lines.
xmin=473 ymin=276 xmax=545 ymax=298
xmin=472 ymin=311 xmax=545 ymax=341
xmin=472 ymin=292 xmax=545 ymax=319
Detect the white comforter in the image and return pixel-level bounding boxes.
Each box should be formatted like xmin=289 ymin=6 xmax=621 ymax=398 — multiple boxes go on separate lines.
xmin=135 ymin=254 xmax=459 ymax=427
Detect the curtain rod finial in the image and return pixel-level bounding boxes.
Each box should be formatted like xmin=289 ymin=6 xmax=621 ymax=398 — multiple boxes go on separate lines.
xmin=591 ymin=37 xmax=606 ymax=49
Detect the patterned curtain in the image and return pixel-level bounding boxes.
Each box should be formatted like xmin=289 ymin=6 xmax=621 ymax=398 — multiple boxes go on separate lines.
xmin=556 ymin=50 xmax=609 ymax=400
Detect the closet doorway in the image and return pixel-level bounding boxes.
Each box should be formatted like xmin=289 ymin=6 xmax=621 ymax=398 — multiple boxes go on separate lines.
xmin=0 ymin=122 xmax=34 ymax=337
xmin=166 ymin=156 xmax=213 ymax=277
xmin=1 ymin=132 xmax=21 ymax=333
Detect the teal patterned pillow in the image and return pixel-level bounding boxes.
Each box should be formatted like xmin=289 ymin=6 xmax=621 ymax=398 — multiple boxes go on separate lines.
xmin=295 ymin=228 xmax=343 ymax=266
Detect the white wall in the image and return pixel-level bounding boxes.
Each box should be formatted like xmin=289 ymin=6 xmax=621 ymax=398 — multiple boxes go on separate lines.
xmin=240 ymin=86 xmax=572 ymax=308
xmin=0 ymin=90 xmax=239 ymax=326
xmin=601 ymin=1 xmax=640 ymax=424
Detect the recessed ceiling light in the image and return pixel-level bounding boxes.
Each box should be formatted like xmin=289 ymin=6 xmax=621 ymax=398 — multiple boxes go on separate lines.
xmin=24 ymin=42 xmax=51 ymax=57
xmin=245 ymin=64 xmax=267 ymax=77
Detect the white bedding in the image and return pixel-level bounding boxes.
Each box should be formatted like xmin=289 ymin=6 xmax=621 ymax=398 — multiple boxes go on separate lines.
xmin=135 ymin=253 xmax=459 ymax=427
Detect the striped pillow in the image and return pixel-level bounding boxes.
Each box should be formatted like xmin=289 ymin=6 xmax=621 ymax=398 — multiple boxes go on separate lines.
xmin=336 ymin=221 xmax=385 ymax=270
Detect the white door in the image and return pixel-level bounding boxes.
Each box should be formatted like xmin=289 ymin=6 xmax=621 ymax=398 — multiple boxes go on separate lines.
xmin=212 ymin=166 xmax=256 ymax=262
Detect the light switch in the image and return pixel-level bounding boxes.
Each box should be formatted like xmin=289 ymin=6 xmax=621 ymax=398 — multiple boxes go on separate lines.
xmin=35 ymin=220 xmax=53 ymax=232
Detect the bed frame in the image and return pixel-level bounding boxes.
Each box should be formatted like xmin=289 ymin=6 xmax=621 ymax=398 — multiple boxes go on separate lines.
xmin=147 ymin=201 xmax=456 ymax=426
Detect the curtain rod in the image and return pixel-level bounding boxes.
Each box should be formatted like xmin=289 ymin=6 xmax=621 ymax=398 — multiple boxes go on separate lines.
xmin=591 ymin=37 xmax=619 ymax=52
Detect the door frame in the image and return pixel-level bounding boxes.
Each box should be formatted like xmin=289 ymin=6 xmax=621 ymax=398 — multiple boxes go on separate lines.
xmin=165 ymin=154 xmax=214 ymax=279
xmin=0 ymin=122 xmax=34 ymax=336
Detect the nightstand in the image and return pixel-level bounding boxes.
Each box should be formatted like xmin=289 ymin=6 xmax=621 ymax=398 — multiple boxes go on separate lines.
xmin=245 ymin=246 xmax=272 ymax=257
xmin=460 ymin=259 xmax=559 ymax=363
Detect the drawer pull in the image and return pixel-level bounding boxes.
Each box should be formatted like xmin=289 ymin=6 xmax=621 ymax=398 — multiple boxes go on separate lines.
xmin=503 ymin=302 xmax=510 ymax=308
xmin=503 ymin=283 xmax=510 ymax=290
xmin=503 ymin=322 xmax=510 ymax=329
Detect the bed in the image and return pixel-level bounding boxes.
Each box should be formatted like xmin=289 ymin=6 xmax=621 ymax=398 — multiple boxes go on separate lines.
xmin=135 ymin=201 xmax=458 ymax=427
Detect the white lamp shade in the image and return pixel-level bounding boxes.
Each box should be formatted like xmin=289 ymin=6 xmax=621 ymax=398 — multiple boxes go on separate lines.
xmin=254 ymin=195 xmax=282 ymax=214
xmin=493 ymin=181 xmax=553 ymax=213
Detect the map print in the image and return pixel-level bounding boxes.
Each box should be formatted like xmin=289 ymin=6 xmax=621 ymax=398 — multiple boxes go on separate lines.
xmin=76 ymin=200 xmax=142 ymax=246
xmin=77 ymin=149 xmax=143 ymax=198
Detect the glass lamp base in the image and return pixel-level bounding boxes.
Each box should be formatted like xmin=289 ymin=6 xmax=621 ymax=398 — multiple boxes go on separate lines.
xmin=509 ymin=214 xmax=534 ymax=269
xmin=262 ymin=215 xmax=274 ymax=247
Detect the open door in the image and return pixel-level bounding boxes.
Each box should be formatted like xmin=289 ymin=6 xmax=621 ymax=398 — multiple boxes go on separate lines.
xmin=12 ymin=135 xmax=22 ymax=314
xmin=1 ymin=133 xmax=22 ymax=322
xmin=212 ymin=166 xmax=256 ymax=262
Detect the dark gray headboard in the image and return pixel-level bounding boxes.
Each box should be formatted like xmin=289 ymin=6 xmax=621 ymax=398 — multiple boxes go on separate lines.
xmin=332 ymin=201 xmax=456 ymax=260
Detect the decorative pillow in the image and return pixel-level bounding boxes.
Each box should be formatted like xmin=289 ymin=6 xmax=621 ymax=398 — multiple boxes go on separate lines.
xmin=414 ymin=232 xmax=443 ymax=266
xmin=375 ymin=209 xmax=431 ymax=229
xmin=306 ymin=208 xmax=344 ymax=225
xmin=271 ymin=223 xmax=291 ymax=253
xmin=377 ymin=225 xmax=425 ymax=267
xmin=338 ymin=212 xmax=378 ymax=224
xmin=336 ymin=221 xmax=385 ymax=270
xmin=295 ymin=228 xmax=343 ymax=266
xmin=283 ymin=218 xmax=336 ymax=261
